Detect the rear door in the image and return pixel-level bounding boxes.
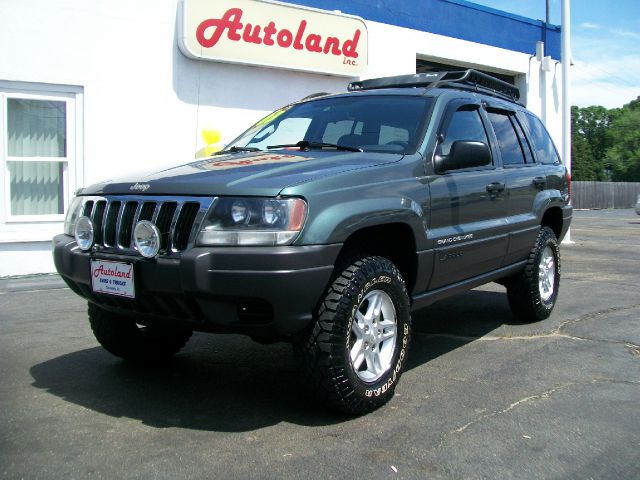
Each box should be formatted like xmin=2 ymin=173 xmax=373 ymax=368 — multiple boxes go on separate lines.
xmin=485 ymin=107 xmax=546 ymax=265
xmin=428 ymin=100 xmax=508 ymax=290
xmin=518 ymin=111 xmax=566 ymax=192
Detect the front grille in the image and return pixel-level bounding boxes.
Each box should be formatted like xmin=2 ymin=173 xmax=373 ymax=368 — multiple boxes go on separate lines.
xmin=78 ymin=195 xmax=215 ymax=256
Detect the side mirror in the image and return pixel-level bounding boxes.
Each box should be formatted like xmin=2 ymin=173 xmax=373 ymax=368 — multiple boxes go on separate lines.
xmin=434 ymin=140 xmax=491 ymax=173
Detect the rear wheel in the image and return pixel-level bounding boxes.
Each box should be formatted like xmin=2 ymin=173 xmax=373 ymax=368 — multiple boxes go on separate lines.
xmin=88 ymin=303 xmax=192 ymax=361
xmin=297 ymin=256 xmax=411 ymax=415
xmin=506 ymin=226 xmax=561 ymax=322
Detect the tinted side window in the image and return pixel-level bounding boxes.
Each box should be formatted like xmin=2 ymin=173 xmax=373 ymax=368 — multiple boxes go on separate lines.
xmin=438 ymin=107 xmax=489 ymax=157
xmin=511 ymin=116 xmax=535 ymax=164
xmin=487 ymin=111 xmax=526 ymax=166
xmin=520 ymin=113 xmax=561 ymax=165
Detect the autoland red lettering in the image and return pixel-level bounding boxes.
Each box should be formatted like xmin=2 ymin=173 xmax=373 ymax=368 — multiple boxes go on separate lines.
xmin=293 ymin=20 xmax=307 ymax=50
xmin=196 ymin=8 xmax=361 ymax=59
xmin=242 ymin=23 xmax=262 ymax=44
xmin=93 ymin=264 xmax=132 ymax=279
xmin=277 ymin=28 xmax=293 ymax=48
xmin=263 ymin=21 xmax=277 ymax=45
xmin=196 ymin=8 xmax=243 ymax=47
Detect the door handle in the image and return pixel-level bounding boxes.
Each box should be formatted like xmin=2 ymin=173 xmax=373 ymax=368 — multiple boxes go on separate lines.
xmin=486 ymin=182 xmax=505 ymax=193
xmin=532 ymin=177 xmax=547 ymax=189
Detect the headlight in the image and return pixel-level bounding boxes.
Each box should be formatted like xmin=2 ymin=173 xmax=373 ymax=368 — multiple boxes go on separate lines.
xmin=63 ymin=197 xmax=84 ymax=236
xmin=197 ymin=197 xmax=307 ymax=246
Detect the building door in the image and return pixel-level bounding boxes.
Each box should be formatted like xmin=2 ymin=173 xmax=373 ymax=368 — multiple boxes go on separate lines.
xmin=416 ymin=58 xmax=516 ymax=85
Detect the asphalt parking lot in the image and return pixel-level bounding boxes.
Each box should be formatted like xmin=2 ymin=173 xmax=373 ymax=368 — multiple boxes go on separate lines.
xmin=1 ymin=209 xmax=639 ymax=479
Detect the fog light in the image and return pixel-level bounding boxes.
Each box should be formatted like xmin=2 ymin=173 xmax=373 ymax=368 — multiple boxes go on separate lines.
xmin=75 ymin=216 xmax=94 ymax=251
xmin=134 ymin=221 xmax=161 ymax=258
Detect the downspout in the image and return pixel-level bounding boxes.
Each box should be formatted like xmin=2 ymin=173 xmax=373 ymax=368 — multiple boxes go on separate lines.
xmin=561 ymin=0 xmax=572 ymax=243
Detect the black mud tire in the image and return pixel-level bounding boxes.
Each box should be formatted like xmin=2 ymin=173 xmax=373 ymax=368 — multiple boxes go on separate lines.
xmin=506 ymin=226 xmax=561 ymax=322
xmin=88 ymin=303 xmax=192 ymax=361
xmin=297 ymin=256 xmax=412 ymax=415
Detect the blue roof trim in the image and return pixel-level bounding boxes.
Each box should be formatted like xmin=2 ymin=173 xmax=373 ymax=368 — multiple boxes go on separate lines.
xmin=288 ymin=0 xmax=561 ymax=60
xmin=443 ymin=0 xmax=554 ymax=28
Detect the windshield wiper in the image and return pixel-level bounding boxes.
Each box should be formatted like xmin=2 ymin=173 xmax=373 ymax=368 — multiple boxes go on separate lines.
xmin=267 ymin=141 xmax=362 ymax=152
xmin=215 ymin=146 xmax=262 ymax=155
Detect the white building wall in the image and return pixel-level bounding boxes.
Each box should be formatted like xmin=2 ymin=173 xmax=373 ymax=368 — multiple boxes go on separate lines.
xmin=0 ymin=0 xmax=563 ymax=276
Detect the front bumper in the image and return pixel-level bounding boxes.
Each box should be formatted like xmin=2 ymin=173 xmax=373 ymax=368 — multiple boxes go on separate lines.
xmin=53 ymin=234 xmax=341 ymax=337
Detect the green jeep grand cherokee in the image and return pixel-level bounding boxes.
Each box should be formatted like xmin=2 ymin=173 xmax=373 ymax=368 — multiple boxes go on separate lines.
xmin=54 ymin=70 xmax=572 ymax=414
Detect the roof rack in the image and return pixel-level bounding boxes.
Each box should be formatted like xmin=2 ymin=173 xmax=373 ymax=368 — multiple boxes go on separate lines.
xmin=348 ymin=69 xmax=520 ymax=102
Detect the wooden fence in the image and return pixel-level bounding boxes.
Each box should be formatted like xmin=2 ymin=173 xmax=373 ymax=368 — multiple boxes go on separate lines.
xmin=572 ymin=181 xmax=640 ymax=209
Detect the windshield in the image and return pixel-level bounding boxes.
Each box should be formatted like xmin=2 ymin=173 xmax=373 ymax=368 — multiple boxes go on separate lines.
xmin=226 ymin=95 xmax=433 ymax=154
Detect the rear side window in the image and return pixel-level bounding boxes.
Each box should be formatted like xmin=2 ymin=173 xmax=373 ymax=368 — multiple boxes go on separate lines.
xmin=487 ymin=111 xmax=529 ymax=166
xmin=520 ymin=112 xmax=561 ymax=165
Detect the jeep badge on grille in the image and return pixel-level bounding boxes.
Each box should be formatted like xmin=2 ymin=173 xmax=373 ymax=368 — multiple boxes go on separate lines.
xmin=130 ymin=183 xmax=150 ymax=192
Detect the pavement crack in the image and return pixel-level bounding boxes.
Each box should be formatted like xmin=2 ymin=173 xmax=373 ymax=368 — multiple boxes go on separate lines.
xmin=414 ymin=304 xmax=640 ymax=348
xmin=413 ymin=332 xmax=587 ymax=342
xmin=625 ymin=343 xmax=640 ymax=357
xmin=560 ymin=277 xmax=638 ymax=288
xmin=551 ymin=304 xmax=640 ymax=356
xmin=451 ymin=384 xmax=572 ymax=435
xmin=428 ymin=379 xmax=640 ymax=452
xmin=552 ymin=303 xmax=640 ymax=336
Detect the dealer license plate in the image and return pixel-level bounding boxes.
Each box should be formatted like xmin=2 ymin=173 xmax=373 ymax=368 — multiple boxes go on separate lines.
xmin=91 ymin=259 xmax=135 ymax=299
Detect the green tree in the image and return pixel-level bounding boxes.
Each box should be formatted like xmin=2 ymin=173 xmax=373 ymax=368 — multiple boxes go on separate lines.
xmin=575 ymin=106 xmax=613 ymax=160
xmin=606 ymin=97 xmax=640 ymax=181
xmin=571 ymin=130 xmax=598 ymax=180
xmin=571 ymin=105 xmax=610 ymax=180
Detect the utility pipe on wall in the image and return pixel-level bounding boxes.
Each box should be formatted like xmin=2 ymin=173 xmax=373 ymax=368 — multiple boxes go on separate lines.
xmin=562 ymin=0 xmax=571 ymax=177
xmin=562 ymin=0 xmax=572 ymax=243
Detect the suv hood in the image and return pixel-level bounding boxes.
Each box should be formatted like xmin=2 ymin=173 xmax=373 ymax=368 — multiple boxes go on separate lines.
xmin=79 ymin=150 xmax=404 ymax=197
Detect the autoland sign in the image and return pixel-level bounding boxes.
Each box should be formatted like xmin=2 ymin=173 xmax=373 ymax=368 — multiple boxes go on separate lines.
xmin=179 ymin=0 xmax=368 ymax=76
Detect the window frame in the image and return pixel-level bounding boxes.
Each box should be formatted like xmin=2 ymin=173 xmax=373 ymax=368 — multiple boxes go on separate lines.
xmin=510 ymin=113 xmax=536 ymax=165
xmin=0 ymin=81 xmax=83 ymax=242
xmin=2 ymin=91 xmax=76 ymax=222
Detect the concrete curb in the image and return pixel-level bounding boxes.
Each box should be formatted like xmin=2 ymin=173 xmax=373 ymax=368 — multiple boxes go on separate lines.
xmin=0 ymin=273 xmax=67 ymax=294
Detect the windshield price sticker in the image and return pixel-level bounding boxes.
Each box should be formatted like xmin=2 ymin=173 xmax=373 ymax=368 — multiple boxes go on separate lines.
xmin=91 ymin=260 xmax=135 ymax=299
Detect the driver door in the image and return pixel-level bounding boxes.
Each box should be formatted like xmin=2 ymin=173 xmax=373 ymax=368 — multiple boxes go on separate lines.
xmin=428 ymin=101 xmax=508 ymax=289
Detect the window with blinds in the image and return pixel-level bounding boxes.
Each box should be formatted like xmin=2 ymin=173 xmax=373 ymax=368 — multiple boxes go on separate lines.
xmin=2 ymin=90 xmax=77 ymax=222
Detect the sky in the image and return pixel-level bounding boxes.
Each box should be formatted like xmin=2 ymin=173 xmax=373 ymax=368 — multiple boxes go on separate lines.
xmin=470 ymin=0 xmax=640 ymax=109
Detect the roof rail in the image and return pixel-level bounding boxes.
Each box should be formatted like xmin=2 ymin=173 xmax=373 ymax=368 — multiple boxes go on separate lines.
xmin=348 ymin=69 xmax=520 ymax=102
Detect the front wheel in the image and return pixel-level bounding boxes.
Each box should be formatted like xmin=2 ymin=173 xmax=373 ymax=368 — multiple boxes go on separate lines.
xmin=506 ymin=226 xmax=561 ymax=322
xmin=88 ymin=303 xmax=192 ymax=361
xmin=297 ymin=256 xmax=412 ymax=415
